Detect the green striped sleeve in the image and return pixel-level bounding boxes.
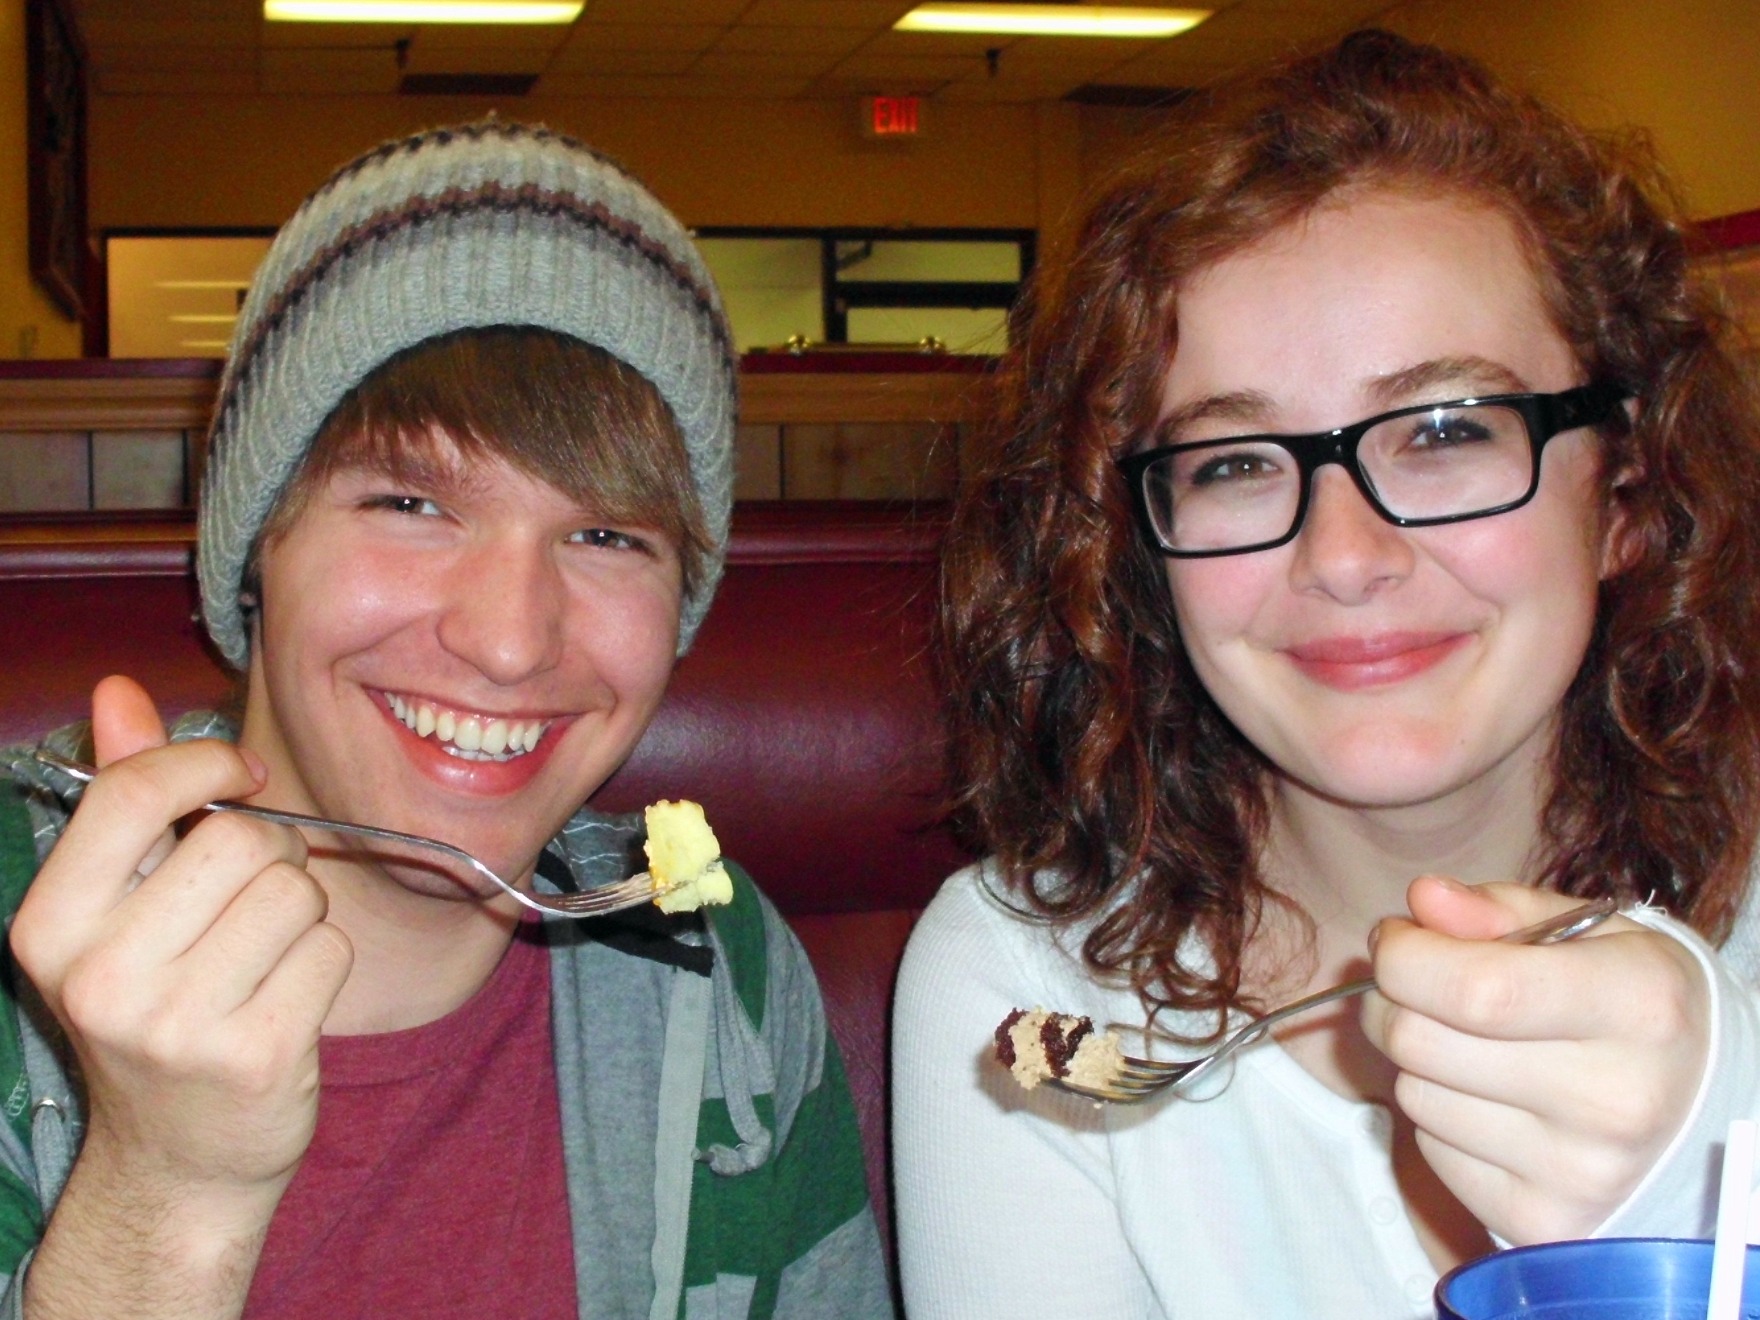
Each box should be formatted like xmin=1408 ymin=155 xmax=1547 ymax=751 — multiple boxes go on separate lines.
xmin=0 ymin=786 xmax=45 ymax=1271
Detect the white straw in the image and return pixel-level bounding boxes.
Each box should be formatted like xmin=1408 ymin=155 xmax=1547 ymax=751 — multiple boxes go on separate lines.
xmin=1709 ymin=1118 xmax=1756 ymax=1320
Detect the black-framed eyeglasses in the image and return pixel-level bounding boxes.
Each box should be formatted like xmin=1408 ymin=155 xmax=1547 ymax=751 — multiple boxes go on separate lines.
xmin=1117 ymin=382 xmax=1629 ymax=558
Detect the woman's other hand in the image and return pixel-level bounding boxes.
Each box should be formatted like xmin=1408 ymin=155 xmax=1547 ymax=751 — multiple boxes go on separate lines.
xmin=1361 ymin=875 xmax=1709 ymax=1244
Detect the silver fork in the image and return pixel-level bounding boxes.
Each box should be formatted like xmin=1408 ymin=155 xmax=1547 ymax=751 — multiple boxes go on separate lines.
xmin=1054 ymin=896 xmax=1619 ymax=1103
xmin=34 ymin=749 xmax=684 ymax=921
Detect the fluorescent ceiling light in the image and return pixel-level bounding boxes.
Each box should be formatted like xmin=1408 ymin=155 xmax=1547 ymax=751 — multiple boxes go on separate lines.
xmin=895 ymin=3 xmax=1210 ymax=38
xmin=265 ymin=1 xmax=583 ymax=23
xmin=155 ymin=279 xmax=253 ymax=290
xmin=170 ymin=314 xmax=240 ymax=323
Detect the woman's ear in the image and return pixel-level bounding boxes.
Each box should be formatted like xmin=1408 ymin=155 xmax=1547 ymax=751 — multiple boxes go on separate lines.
xmin=1598 ymin=397 xmax=1645 ymax=581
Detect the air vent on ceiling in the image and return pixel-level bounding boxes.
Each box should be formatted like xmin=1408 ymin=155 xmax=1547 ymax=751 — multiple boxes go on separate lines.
xmin=400 ymin=73 xmax=537 ymax=96
xmin=1063 ymin=83 xmax=1192 ymax=107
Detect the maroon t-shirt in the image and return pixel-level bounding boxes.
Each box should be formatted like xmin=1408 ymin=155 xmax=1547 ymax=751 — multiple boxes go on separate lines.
xmin=243 ymin=924 xmax=576 ymax=1318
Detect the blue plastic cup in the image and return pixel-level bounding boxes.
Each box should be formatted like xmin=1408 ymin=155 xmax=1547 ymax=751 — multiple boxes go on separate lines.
xmin=1436 ymin=1237 xmax=1760 ymax=1318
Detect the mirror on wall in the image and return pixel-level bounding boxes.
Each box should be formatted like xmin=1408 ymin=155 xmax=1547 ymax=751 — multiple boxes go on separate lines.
xmin=104 ymin=227 xmax=1032 ymax=360
xmin=106 ymin=232 xmax=273 ymax=359
xmin=695 ymin=227 xmax=1032 ymax=356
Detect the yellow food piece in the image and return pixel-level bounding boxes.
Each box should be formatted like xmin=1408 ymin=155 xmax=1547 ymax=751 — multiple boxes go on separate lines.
xmin=644 ymin=799 xmax=732 ymax=913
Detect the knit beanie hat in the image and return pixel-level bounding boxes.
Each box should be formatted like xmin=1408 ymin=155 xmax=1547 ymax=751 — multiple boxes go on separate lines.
xmin=197 ymin=121 xmax=737 ymax=669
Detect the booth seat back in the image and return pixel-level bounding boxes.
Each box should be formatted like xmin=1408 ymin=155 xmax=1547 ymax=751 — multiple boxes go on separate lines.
xmin=0 ymin=502 xmax=967 ymax=1292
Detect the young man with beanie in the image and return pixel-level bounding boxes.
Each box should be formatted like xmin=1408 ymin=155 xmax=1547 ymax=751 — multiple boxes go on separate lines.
xmin=0 ymin=123 xmax=889 ymax=1318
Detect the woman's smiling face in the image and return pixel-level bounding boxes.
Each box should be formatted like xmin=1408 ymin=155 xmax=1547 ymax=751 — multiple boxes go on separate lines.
xmin=1158 ymin=188 xmax=1614 ymax=813
xmin=242 ymin=431 xmax=683 ymax=902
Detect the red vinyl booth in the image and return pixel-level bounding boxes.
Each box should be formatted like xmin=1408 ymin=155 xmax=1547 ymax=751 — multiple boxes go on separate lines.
xmin=0 ymin=502 xmax=968 ymax=1305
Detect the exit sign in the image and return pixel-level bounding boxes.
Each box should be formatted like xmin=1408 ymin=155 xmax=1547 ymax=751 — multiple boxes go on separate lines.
xmin=862 ymin=96 xmax=924 ymax=138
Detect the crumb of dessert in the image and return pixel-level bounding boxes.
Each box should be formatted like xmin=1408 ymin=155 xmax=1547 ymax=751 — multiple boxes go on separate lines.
xmin=994 ymin=1007 xmax=1124 ymax=1091
xmin=644 ymin=800 xmax=733 ymax=913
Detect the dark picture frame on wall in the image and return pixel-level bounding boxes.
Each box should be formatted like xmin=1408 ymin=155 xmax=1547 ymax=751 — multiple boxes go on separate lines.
xmin=25 ymin=0 xmax=87 ymax=322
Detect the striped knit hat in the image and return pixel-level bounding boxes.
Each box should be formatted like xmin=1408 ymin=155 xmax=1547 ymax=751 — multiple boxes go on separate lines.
xmin=197 ymin=121 xmax=737 ymax=668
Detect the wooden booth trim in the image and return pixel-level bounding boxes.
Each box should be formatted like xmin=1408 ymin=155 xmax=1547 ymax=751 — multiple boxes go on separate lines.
xmin=0 ymin=358 xmax=987 ymax=433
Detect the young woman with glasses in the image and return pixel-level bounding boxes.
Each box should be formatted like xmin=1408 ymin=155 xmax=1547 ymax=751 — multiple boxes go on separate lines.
xmin=895 ymin=29 xmax=1760 ymax=1318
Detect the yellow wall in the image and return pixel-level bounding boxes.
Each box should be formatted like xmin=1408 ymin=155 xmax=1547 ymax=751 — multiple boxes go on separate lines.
xmin=89 ymin=92 xmax=1062 ymax=235
xmin=1386 ymin=0 xmax=1760 ymax=218
xmin=0 ymin=0 xmax=80 ymax=358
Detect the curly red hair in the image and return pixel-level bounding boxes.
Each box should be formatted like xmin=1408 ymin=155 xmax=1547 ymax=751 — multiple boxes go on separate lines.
xmin=938 ymin=29 xmax=1760 ymax=1022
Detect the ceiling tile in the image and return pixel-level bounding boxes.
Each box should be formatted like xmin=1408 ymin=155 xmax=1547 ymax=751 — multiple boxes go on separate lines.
xmin=1200 ymin=2 xmax=1380 ymax=41
xmin=258 ymin=73 xmax=401 ymax=93
xmin=1098 ymin=49 xmax=1253 ymax=87
xmin=410 ymin=21 xmax=566 ymax=48
xmin=260 ymin=44 xmax=401 ymax=92
xmin=691 ymin=50 xmax=844 ymax=78
xmin=712 ymin=26 xmax=873 ymax=56
xmin=831 ymin=53 xmax=983 ymax=82
xmin=536 ymin=72 xmax=814 ymax=99
xmin=260 ymin=20 xmax=414 ymax=47
xmin=404 ymin=44 xmax=549 ymax=74
xmin=736 ymin=0 xmax=914 ymax=29
xmin=581 ymin=0 xmax=748 ymax=23
xmin=983 ymin=38 xmax=1157 ymax=79
xmin=1154 ymin=10 xmax=1334 ymax=58
xmin=544 ymin=47 xmax=700 ymax=75
xmin=1229 ymin=0 xmax=1396 ymax=27
xmin=260 ymin=44 xmax=398 ymax=72
xmin=1110 ymin=32 xmax=1298 ymax=79
xmin=859 ymin=29 xmax=1022 ymax=57
xmin=552 ymin=23 xmax=721 ymax=56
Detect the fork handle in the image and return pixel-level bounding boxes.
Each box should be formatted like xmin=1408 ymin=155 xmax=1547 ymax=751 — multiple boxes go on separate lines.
xmin=29 ymin=746 xmax=542 ymax=903
xmin=1216 ymin=896 xmax=1620 ymax=1062
xmin=35 ymin=749 xmax=483 ymax=865
xmin=1226 ymin=977 xmax=1378 ymax=1055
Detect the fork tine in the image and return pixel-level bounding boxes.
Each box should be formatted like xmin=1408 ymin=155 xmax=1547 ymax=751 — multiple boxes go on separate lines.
xmin=545 ymin=877 xmax=663 ymax=916
xmin=1052 ymin=1078 xmax=1155 ymax=1103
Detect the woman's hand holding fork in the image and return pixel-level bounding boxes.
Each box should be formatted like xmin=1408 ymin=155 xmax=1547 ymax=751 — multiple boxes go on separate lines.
xmin=1364 ymin=875 xmax=1710 ymax=1247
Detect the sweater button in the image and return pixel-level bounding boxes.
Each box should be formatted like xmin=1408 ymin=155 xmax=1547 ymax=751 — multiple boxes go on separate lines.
xmin=1405 ymin=1273 xmax=1433 ymax=1306
xmin=1369 ymin=1197 xmax=1400 ymax=1225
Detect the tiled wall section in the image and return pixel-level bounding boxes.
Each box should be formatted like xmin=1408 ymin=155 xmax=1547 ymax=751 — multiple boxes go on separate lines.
xmin=1 ymin=424 xmax=950 ymax=512
xmin=0 ymin=430 xmax=191 ymax=513
xmin=0 ymin=433 xmax=89 ymax=511
xmin=93 ymin=431 xmax=191 ymax=508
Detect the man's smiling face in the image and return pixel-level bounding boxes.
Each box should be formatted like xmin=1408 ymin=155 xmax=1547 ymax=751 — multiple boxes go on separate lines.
xmin=240 ymin=430 xmax=683 ymax=904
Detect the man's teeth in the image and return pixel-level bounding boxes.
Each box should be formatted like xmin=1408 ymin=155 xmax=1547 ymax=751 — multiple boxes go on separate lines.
xmin=386 ymin=695 xmax=548 ymax=762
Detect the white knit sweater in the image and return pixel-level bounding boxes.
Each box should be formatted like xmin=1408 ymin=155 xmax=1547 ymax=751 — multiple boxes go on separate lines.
xmin=893 ymin=862 xmax=1760 ymax=1319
